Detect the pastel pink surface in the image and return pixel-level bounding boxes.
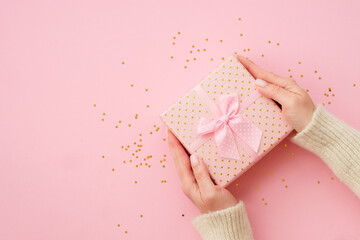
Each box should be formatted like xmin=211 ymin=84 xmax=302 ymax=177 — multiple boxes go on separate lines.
xmin=1 ymin=1 xmax=360 ymax=240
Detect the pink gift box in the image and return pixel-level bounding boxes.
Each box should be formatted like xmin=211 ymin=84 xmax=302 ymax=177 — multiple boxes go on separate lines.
xmin=160 ymin=55 xmax=293 ymax=187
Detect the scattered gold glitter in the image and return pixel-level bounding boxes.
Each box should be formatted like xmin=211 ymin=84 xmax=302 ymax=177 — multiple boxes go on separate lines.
xmin=301 ymin=75 xmax=303 ymax=78
xmin=102 ymin=156 xmax=105 ymax=158
xmin=103 ymin=113 xmax=105 ymax=116
xmin=291 ymin=152 xmax=294 ymax=155
xmin=235 ymin=183 xmax=238 ymax=186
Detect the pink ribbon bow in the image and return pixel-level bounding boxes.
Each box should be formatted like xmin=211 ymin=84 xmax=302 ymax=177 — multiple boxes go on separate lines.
xmin=197 ymin=93 xmax=263 ymax=160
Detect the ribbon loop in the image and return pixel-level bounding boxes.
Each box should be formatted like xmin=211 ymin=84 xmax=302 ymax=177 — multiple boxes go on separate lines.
xmin=197 ymin=93 xmax=262 ymax=160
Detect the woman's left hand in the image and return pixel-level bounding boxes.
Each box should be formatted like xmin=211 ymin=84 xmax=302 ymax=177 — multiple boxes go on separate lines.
xmin=167 ymin=128 xmax=238 ymax=213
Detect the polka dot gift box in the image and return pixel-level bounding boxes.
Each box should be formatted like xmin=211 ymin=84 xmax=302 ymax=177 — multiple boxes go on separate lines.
xmin=160 ymin=55 xmax=293 ymax=187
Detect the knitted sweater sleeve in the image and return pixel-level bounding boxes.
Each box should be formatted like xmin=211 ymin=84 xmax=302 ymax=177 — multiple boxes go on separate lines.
xmin=192 ymin=201 xmax=254 ymax=240
xmin=291 ymin=104 xmax=360 ymax=198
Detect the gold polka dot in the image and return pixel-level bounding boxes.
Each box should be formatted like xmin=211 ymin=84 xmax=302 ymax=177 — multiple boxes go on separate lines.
xmin=93 ymin=104 xmax=96 ymax=107
xmin=122 ymin=61 xmax=125 ymax=64
xmin=112 ymin=169 xmax=115 ymax=171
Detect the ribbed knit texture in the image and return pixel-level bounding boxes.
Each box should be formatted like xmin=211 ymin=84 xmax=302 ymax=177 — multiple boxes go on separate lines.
xmin=291 ymin=104 xmax=360 ymax=198
xmin=192 ymin=104 xmax=360 ymax=240
xmin=192 ymin=201 xmax=254 ymax=240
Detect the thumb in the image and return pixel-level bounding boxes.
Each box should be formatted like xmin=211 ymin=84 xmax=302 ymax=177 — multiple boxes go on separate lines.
xmin=255 ymin=78 xmax=291 ymax=105
xmin=190 ymin=155 xmax=215 ymax=193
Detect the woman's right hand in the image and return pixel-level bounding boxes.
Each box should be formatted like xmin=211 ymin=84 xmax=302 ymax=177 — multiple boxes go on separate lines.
xmin=236 ymin=55 xmax=316 ymax=133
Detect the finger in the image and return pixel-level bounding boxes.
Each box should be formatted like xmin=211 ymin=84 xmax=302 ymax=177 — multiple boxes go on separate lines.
xmin=167 ymin=129 xmax=196 ymax=187
xmin=236 ymin=55 xmax=291 ymax=88
xmin=190 ymin=154 xmax=215 ymax=194
xmin=255 ymin=79 xmax=293 ymax=105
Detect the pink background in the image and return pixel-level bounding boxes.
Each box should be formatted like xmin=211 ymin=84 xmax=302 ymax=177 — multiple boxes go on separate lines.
xmin=1 ymin=0 xmax=360 ymax=239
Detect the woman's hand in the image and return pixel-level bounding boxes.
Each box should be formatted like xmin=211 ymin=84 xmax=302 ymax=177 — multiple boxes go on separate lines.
xmin=237 ymin=55 xmax=316 ymax=133
xmin=167 ymin=129 xmax=238 ymax=213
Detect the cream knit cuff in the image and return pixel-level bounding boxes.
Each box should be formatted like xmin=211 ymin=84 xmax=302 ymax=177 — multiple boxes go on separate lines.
xmin=291 ymin=104 xmax=360 ymax=198
xmin=192 ymin=201 xmax=254 ymax=240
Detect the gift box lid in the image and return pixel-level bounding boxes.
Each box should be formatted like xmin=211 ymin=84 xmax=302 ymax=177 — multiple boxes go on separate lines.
xmin=160 ymin=55 xmax=293 ymax=186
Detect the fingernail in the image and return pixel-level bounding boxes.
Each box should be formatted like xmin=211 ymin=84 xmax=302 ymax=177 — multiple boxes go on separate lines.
xmin=255 ymin=78 xmax=268 ymax=87
xmin=190 ymin=154 xmax=199 ymax=168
